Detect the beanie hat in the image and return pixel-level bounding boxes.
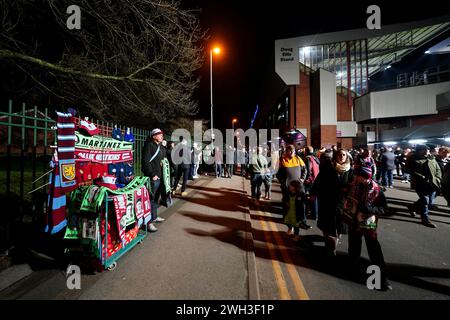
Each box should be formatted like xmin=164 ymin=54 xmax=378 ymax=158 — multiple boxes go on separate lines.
xmin=355 ymin=165 xmax=373 ymax=179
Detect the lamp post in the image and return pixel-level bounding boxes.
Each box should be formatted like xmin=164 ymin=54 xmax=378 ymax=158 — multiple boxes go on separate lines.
xmin=210 ymin=47 xmax=221 ymax=149
xmin=232 ymin=118 xmax=237 ymax=132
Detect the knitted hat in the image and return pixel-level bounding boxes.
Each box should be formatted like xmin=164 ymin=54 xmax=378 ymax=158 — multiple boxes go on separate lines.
xmin=355 ymin=165 xmax=373 ymax=179
xmin=79 ymin=118 xmax=99 ymax=136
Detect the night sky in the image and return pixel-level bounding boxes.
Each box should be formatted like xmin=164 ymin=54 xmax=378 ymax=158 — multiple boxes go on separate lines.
xmin=182 ymin=0 xmax=450 ymax=130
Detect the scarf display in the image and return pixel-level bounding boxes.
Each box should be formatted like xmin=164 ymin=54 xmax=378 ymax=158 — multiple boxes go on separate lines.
xmin=45 ymin=157 xmax=68 ymax=234
xmin=56 ymin=111 xmax=77 ymax=193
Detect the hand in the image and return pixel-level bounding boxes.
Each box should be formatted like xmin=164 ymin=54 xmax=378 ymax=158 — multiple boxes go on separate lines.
xmin=152 ymin=176 xmax=159 ymax=181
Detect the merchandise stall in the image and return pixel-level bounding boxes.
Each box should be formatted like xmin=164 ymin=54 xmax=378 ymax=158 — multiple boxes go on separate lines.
xmin=45 ymin=112 xmax=151 ymax=272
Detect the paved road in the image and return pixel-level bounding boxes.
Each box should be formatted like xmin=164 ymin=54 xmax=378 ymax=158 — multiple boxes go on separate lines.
xmin=247 ymin=178 xmax=450 ymax=300
xmin=1 ymin=175 xmax=449 ymax=300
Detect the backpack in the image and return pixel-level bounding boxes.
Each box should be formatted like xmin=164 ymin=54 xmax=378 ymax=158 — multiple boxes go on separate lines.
xmin=305 ymin=155 xmax=320 ymax=185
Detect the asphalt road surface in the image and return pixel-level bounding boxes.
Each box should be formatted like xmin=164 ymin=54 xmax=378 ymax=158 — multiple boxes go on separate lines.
xmin=1 ymin=174 xmax=449 ymax=300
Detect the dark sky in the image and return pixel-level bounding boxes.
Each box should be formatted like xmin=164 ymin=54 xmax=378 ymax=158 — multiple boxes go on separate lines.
xmin=181 ymin=0 xmax=450 ymax=130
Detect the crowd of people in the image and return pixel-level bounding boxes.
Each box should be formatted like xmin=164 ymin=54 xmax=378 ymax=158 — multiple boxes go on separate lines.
xmin=246 ymin=142 xmax=450 ymax=291
xmin=141 ymin=127 xmax=450 ymax=291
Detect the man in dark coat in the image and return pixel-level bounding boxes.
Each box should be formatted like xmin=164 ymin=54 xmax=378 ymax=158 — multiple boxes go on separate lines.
xmin=141 ymin=128 xmax=166 ymax=232
xmin=380 ymin=147 xmax=396 ymax=188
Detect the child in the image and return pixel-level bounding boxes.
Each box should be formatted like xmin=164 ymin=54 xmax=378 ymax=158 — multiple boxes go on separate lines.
xmin=343 ymin=165 xmax=392 ymax=291
xmin=283 ymin=180 xmax=309 ymax=242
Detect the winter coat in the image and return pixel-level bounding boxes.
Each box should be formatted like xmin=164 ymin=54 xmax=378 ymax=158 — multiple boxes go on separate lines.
xmin=276 ymin=155 xmax=307 ymax=188
xmin=142 ymin=140 xmax=163 ymax=179
xmin=249 ymin=154 xmax=268 ymax=174
xmin=310 ymin=161 xmax=354 ymax=237
xmin=441 ymin=163 xmax=450 ymax=206
xmin=381 ymin=151 xmax=396 ymax=171
xmin=409 ymin=154 xmax=442 ymax=191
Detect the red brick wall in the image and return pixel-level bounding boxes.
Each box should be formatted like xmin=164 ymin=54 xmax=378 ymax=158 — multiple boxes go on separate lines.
xmin=291 ymin=71 xmax=312 ymax=146
xmin=321 ymin=125 xmax=337 ymax=148
xmin=337 ymin=138 xmax=353 ymax=150
xmin=337 ymin=94 xmax=352 ymax=121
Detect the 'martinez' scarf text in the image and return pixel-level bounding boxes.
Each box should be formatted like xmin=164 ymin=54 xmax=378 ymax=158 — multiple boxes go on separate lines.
xmin=75 ymin=131 xmax=133 ymax=163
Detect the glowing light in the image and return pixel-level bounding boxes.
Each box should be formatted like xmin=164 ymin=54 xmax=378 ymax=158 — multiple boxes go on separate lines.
xmin=408 ymin=139 xmax=428 ymax=144
xmin=383 ymin=141 xmax=397 ymax=146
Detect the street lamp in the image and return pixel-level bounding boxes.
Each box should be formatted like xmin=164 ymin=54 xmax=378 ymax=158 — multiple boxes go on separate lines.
xmin=210 ymin=46 xmax=221 ymax=148
xmin=232 ymin=118 xmax=237 ymax=132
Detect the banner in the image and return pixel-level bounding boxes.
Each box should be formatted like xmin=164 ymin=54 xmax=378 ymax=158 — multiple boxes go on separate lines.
xmin=113 ymin=194 xmax=128 ymax=244
xmin=75 ymin=131 xmax=133 ymax=164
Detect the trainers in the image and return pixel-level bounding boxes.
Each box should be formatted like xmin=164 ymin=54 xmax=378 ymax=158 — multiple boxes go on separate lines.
xmin=407 ymin=204 xmax=416 ymax=217
xmin=181 ymin=191 xmax=188 ymax=197
xmin=377 ymin=279 xmax=393 ymax=291
xmin=154 ymin=217 xmax=165 ymax=223
xmin=299 ymin=222 xmax=312 ymax=230
xmin=148 ymin=223 xmax=158 ymax=232
xmin=422 ymin=220 xmax=437 ymax=228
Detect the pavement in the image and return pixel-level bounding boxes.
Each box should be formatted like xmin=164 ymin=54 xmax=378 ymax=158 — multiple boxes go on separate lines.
xmin=0 ymin=174 xmax=449 ymax=300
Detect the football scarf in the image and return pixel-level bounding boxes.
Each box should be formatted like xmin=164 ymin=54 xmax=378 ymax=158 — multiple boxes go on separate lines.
xmin=113 ymin=194 xmax=128 ymax=245
xmin=161 ymin=158 xmax=172 ymax=194
xmin=56 ymin=111 xmax=77 ymax=193
xmin=45 ymin=160 xmax=68 ymax=234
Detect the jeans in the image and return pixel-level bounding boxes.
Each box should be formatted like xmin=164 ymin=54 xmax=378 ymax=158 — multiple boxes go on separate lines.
xmin=216 ymin=163 xmax=223 ymax=177
xmin=348 ymin=228 xmax=388 ymax=281
xmin=381 ymin=170 xmax=393 ymax=187
xmin=263 ymin=175 xmax=272 ymax=197
xmin=251 ymin=174 xmax=264 ymax=199
xmin=150 ymin=178 xmax=162 ymax=221
xmin=174 ymin=164 xmax=190 ymax=192
xmin=225 ymin=164 xmax=233 ymax=177
xmin=305 ymin=185 xmax=318 ymax=220
xmin=193 ymin=163 xmax=200 ymax=177
xmin=402 ymin=172 xmax=410 ymax=181
xmin=415 ymin=189 xmax=437 ymax=222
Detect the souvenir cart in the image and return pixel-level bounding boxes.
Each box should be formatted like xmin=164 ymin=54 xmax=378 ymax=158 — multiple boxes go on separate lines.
xmin=45 ymin=112 xmax=151 ymax=271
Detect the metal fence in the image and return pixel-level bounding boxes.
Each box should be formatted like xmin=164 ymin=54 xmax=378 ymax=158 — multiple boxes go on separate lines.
xmin=0 ymin=99 xmax=151 ymax=206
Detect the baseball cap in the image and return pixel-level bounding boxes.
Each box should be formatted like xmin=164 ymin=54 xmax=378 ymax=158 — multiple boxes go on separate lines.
xmin=151 ymin=128 xmax=163 ymax=136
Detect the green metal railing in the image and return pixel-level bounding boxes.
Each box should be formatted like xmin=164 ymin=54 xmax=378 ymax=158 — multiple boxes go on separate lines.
xmin=0 ymin=99 xmax=151 ymax=205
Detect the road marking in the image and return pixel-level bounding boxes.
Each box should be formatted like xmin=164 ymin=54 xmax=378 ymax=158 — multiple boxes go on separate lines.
xmin=258 ymin=209 xmax=310 ymax=300
xmin=257 ymin=216 xmax=291 ymax=299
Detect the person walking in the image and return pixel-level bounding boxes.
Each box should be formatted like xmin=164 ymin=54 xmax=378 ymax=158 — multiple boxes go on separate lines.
xmin=400 ymin=148 xmax=411 ymax=183
xmin=141 ymin=128 xmax=166 ymax=232
xmin=173 ymin=137 xmax=191 ymax=197
xmin=303 ymin=146 xmax=320 ymax=220
xmin=311 ymin=148 xmax=353 ymax=257
xmin=380 ymin=147 xmax=396 ymax=188
xmin=212 ymin=146 xmax=223 ymax=178
xmin=192 ymin=142 xmax=202 ymax=179
xmin=283 ymin=180 xmax=307 ymax=242
xmin=249 ymin=146 xmax=268 ymax=202
xmin=344 ymin=165 xmax=392 ymax=291
xmin=407 ymin=144 xmax=442 ymax=228
xmin=277 ymin=144 xmax=310 ymax=229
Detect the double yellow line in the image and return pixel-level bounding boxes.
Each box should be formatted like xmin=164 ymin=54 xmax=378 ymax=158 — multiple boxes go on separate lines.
xmin=257 ymin=208 xmax=310 ymax=300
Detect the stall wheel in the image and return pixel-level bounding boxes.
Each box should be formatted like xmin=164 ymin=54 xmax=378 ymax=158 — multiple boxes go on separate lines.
xmin=106 ymin=262 xmax=117 ymax=271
